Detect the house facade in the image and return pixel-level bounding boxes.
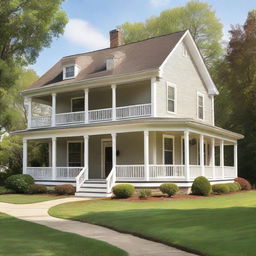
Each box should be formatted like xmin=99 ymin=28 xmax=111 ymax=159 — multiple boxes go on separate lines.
xmin=16 ymin=29 xmax=243 ymax=197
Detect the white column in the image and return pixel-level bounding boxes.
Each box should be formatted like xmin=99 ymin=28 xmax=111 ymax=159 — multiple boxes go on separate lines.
xmin=23 ymin=139 xmax=27 ymax=174
xmin=52 ymin=137 xmax=56 ymax=180
xmin=184 ymin=130 xmax=190 ymax=180
xmin=211 ymin=138 xmax=215 ymax=179
xmin=234 ymin=142 xmax=238 ymax=178
xmin=144 ymin=131 xmax=149 ymax=181
xmin=112 ymin=133 xmax=117 ymax=179
xmin=151 ymin=77 xmax=157 ymax=117
xmin=84 ymin=89 xmax=89 ymax=123
xmin=220 ymin=140 xmax=224 ymax=179
xmin=200 ymin=135 xmax=205 ymax=176
xmin=111 ymin=84 xmax=116 ymax=121
xmin=27 ymin=97 xmax=32 ymax=128
xmin=51 ymin=93 xmax=56 ymax=127
xmin=84 ymin=135 xmax=89 ymax=180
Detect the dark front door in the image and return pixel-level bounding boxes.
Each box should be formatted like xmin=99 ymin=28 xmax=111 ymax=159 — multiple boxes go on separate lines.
xmin=104 ymin=146 xmax=112 ymax=177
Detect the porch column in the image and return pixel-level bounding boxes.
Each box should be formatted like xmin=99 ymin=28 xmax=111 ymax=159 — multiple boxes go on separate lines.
xmin=27 ymin=97 xmax=32 ymax=128
xmin=151 ymin=77 xmax=157 ymax=117
xmin=51 ymin=93 xmax=56 ymax=127
xmin=84 ymin=135 xmax=89 ymax=180
xmin=144 ymin=131 xmax=149 ymax=181
xmin=23 ymin=139 xmax=27 ymax=174
xmin=211 ymin=138 xmax=215 ymax=179
xmin=234 ymin=142 xmax=238 ymax=177
xmin=112 ymin=133 xmax=117 ymax=179
xmin=184 ymin=130 xmax=190 ymax=180
xmin=200 ymin=135 xmax=205 ymax=176
xmin=111 ymin=84 xmax=116 ymax=121
xmin=220 ymin=140 xmax=224 ymax=179
xmin=84 ymin=88 xmax=89 ymax=123
xmin=52 ymin=137 xmax=56 ymax=180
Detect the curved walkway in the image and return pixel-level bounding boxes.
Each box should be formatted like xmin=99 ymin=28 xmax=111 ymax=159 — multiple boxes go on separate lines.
xmin=0 ymin=197 xmax=196 ymax=256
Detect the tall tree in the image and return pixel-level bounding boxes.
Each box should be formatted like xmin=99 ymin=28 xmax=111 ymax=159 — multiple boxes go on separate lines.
xmin=0 ymin=0 xmax=68 ymax=131
xmin=120 ymin=1 xmax=223 ymax=65
xmin=215 ymin=10 xmax=256 ymax=184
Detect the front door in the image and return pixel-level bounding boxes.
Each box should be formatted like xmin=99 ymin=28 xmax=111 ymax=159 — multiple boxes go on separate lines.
xmin=102 ymin=140 xmax=112 ymax=178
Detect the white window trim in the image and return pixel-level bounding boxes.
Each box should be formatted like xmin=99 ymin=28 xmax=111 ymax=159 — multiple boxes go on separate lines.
xmin=67 ymin=140 xmax=83 ymax=167
xmin=71 ymin=97 xmax=84 ymax=112
xmin=197 ymin=92 xmax=205 ymax=120
xmin=63 ymin=64 xmax=79 ymax=80
xmin=166 ymin=82 xmax=177 ymax=114
xmin=162 ymin=134 xmax=175 ymax=165
xmin=101 ymin=138 xmax=112 ymax=178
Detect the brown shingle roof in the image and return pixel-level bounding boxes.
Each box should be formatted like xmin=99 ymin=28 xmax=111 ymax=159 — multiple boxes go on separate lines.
xmin=29 ymin=30 xmax=186 ymax=89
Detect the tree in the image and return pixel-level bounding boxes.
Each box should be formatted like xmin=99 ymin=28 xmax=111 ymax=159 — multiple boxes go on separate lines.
xmin=215 ymin=10 xmax=256 ymax=184
xmin=120 ymin=1 xmax=223 ymax=65
xmin=0 ymin=0 xmax=68 ymax=131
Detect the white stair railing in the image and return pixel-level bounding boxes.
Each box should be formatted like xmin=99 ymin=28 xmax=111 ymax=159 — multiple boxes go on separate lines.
xmin=106 ymin=167 xmax=116 ymax=193
xmin=75 ymin=167 xmax=88 ymax=192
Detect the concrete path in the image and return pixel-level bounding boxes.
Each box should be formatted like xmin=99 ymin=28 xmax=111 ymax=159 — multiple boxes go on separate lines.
xmin=0 ymin=197 xmax=197 ymax=256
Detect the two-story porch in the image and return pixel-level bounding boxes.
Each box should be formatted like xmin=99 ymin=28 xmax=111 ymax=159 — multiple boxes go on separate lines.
xmin=22 ymin=125 xmax=238 ymax=197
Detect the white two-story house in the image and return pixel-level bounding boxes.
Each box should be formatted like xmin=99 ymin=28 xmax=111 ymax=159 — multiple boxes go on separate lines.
xmin=16 ymin=29 xmax=243 ymax=197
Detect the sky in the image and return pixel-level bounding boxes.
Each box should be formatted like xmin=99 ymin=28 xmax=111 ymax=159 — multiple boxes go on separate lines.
xmin=31 ymin=0 xmax=256 ymax=76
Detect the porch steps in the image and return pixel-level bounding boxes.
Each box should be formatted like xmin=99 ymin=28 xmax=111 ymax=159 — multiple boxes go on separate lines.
xmin=75 ymin=180 xmax=112 ymax=198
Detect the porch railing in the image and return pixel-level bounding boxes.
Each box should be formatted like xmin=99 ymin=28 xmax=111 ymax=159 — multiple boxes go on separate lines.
xmin=75 ymin=167 xmax=88 ymax=192
xmin=190 ymin=165 xmax=202 ymax=179
xmin=56 ymin=167 xmax=83 ymax=180
xmin=26 ymin=167 xmax=52 ymax=180
xmin=31 ymin=115 xmax=51 ymax=128
xmin=56 ymin=111 xmax=84 ymax=125
xmin=106 ymin=167 xmax=116 ymax=193
xmin=149 ymin=165 xmax=185 ymax=180
xmin=116 ymin=165 xmax=145 ymax=180
xmin=88 ymin=108 xmax=112 ymax=122
xmin=224 ymin=166 xmax=236 ymax=178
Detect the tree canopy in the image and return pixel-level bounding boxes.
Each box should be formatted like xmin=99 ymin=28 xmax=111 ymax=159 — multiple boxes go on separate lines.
xmin=120 ymin=1 xmax=223 ymax=65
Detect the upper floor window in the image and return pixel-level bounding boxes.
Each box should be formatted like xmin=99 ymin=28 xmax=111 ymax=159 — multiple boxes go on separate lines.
xmin=71 ymin=97 xmax=84 ymax=112
xmin=197 ymin=92 xmax=204 ymax=120
xmin=167 ymin=82 xmax=176 ymax=113
xmin=63 ymin=64 xmax=80 ymax=80
xmin=182 ymin=44 xmax=188 ymax=57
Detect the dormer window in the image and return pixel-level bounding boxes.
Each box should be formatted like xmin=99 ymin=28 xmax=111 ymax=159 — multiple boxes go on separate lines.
xmin=63 ymin=64 xmax=79 ymax=80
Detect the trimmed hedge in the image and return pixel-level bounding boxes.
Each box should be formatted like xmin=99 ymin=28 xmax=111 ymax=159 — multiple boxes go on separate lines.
xmin=5 ymin=174 xmax=34 ymax=193
xmin=234 ymin=177 xmax=251 ymax=190
xmin=30 ymin=184 xmax=47 ymax=194
xmin=160 ymin=183 xmax=179 ymax=197
xmin=112 ymin=184 xmax=135 ymax=198
xmin=55 ymin=184 xmax=75 ymax=195
xmin=138 ymin=189 xmax=152 ymax=199
xmin=191 ymin=176 xmax=211 ymax=196
xmin=212 ymin=184 xmax=230 ymax=194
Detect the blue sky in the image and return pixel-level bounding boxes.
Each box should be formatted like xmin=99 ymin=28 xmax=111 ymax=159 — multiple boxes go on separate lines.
xmin=31 ymin=0 xmax=256 ymax=76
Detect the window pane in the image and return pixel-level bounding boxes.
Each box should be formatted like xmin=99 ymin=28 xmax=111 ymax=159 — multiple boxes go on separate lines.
xmin=72 ymin=98 xmax=84 ymax=112
xmin=68 ymin=142 xmax=82 ymax=167
xmin=164 ymin=138 xmax=173 ymax=150
xmin=65 ymin=66 xmax=75 ymax=78
xmin=168 ymin=100 xmax=174 ymax=112
xmin=199 ymin=106 xmax=203 ymax=119
xmin=198 ymin=95 xmax=203 ymax=106
xmin=168 ymin=86 xmax=175 ymax=100
xmin=164 ymin=151 xmax=173 ymax=164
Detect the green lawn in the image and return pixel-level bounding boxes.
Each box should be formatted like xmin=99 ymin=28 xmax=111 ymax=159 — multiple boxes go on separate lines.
xmin=0 ymin=212 xmax=127 ymax=256
xmin=49 ymin=191 xmax=256 ymax=256
xmin=0 ymin=194 xmax=66 ymax=204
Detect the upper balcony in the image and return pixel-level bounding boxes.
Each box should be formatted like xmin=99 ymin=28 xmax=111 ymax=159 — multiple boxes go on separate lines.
xmin=26 ymin=79 xmax=155 ymax=129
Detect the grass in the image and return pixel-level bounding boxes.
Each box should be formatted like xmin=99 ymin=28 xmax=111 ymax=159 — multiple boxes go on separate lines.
xmin=0 ymin=194 xmax=66 ymax=204
xmin=0 ymin=212 xmax=127 ymax=256
xmin=49 ymin=191 xmax=256 ymax=256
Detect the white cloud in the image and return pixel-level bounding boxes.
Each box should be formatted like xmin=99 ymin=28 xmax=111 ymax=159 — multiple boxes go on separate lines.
xmin=150 ymin=0 xmax=171 ymax=7
xmin=64 ymin=19 xmax=109 ymax=50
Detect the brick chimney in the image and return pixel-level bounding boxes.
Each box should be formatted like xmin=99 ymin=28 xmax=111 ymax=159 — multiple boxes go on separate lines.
xmin=109 ymin=29 xmax=123 ymax=48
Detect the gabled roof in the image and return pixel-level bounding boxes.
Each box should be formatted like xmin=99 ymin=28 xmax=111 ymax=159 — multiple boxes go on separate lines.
xmin=28 ymin=31 xmax=186 ymax=89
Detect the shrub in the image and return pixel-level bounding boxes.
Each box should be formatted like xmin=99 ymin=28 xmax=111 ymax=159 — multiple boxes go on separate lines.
xmin=138 ymin=189 xmax=152 ymax=199
xmin=160 ymin=183 xmax=179 ymax=197
xmin=5 ymin=174 xmax=34 ymax=193
xmin=55 ymin=184 xmax=75 ymax=195
xmin=112 ymin=184 xmax=135 ymax=198
xmin=30 ymin=184 xmax=47 ymax=194
xmin=47 ymin=186 xmax=56 ymax=194
xmin=191 ymin=176 xmax=211 ymax=196
xmin=0 ymin=172 xmax=8 ymax=186
xmin=226 ymin=183 xmax=238 ymax=192
xmin=234 ymin=182 xmax=241 ymax=191
xmin=212 ymin=184 xmax=230 ymax=194
xmin=0 ymin=186 xmax=15 ymax=194
xmin=234 ymin=177 xmax=251 ymax=190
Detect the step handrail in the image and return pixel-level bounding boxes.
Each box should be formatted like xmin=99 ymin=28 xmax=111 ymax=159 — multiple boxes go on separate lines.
xmin=106 ymin=167 xmax=116 ymax=193
xmin=75 ymin=167 xmax=88 ymax=192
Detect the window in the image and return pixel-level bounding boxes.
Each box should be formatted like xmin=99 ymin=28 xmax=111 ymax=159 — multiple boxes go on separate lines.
xmin=163 ymin=135 xmax=174 ymax=165
xmin=68 ymin=142 xmax=83 ymax=167
xmin=182 ymin=44 xmax=188 ymax=57
xmin=197 ymin=93 xmax=204 ymax=120
xmin=167 ymin=83 xmax=176 ymax=113
xmin=64 ymin=65 xmax=75 ymax=78
xmin=71 ymin=98 xmax=84 ymax=112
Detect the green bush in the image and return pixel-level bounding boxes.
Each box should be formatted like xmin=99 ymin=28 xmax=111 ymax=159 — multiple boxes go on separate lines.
xmin=47 ymin=186 xmax=56 ymax=194
xmin=234 ymin=182 xmax=241 ymax=191
xmin=160 ymin=183 xmax=179 ymax=197
xmin=138 ymin=189 xmax=152 ymax=199
xmin=55 ymin=184 xmax=75 ymax=195
xmin=112 ymin=184 xmax=135 ymax=198
xmin=226 ymin=183 xmax=238 ymax=192
xmin=29 ymin=184 xmax=47 ymax=194
xmin=5 ymin=174 xmax=34 ymax=193
xmin=0 ymin=172 xmax=8 ymax=186
xmin=212 ymin=184 xmax=230 ymax=194
xmin=191 ymin=176 xmax=211 ymax=196
xmin=0 ymin=186 xmax=15 ymax=194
